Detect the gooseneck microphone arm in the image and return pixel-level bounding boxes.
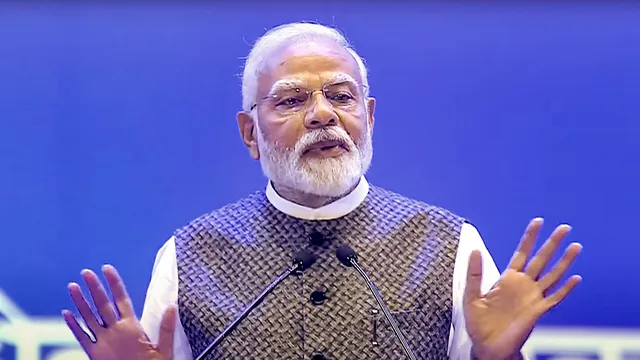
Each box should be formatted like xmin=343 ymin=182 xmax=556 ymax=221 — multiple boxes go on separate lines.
xmin=194 ymin=250 xmax=317 ymax=360
xmin=336 ymin=245 xmax=417 ymax=360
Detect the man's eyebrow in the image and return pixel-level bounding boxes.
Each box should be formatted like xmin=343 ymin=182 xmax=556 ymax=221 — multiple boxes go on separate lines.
xmin=266 ymin=79 xmax=305 ymax=97
xmin=325 ymin=73 xmax=359 ymax=88
xmin=264 ymin=73 xmax=360 ymax=98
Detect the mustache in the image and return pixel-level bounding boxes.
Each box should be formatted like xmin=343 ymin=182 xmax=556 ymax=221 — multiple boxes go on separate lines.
xmin=296 ymin=127 xmax=355 ymax=153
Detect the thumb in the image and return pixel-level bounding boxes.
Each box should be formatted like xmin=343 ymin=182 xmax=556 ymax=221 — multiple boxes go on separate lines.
xmin=156 ymin=304 xmax=177 ymax=358
xmin=464 ymin=250 xmax=484 ymax=304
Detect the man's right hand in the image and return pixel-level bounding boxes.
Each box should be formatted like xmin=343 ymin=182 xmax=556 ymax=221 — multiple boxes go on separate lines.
xmin=63 ymin=264 xmax=176 ymax=360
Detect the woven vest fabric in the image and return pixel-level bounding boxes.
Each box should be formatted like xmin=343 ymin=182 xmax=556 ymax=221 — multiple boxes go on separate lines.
xmin=174 ymin=185 xmax=464 ymax=360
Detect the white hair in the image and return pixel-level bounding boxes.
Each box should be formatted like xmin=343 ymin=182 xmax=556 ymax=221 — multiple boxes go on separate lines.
xmin=241 ymin=22 xmax=370 ymax=112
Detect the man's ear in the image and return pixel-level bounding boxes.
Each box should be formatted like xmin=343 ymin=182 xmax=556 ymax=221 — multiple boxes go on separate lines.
xmin=366 ymin=97 xmax=376 ymax=133
xmin=237 ymin=111 xmax=260 ymax=159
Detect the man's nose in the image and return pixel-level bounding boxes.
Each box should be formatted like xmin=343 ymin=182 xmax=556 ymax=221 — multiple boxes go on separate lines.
xmin=304 ymin=93 xmax=337 ymax=129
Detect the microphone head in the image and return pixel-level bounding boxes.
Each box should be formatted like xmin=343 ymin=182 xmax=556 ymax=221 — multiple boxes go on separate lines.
xmin=293 ymin=250 xmax=317 ymax=272
xmin=336 ymin=244 xmax=357 ymax=267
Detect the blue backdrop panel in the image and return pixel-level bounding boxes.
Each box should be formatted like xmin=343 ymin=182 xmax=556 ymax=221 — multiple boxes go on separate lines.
xmin=0 ymin=2 xmax=638 ymax=359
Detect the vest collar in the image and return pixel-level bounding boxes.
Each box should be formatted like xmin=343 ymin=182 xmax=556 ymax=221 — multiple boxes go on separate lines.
xmin=265 ymin=177 xmax=370 ymax=221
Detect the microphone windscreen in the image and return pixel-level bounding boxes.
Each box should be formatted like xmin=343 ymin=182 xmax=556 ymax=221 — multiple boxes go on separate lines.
xmin=293 ymin=250 xmax=317 ymax=271
xmin=336 ymin=244 xmax=357 ymax=266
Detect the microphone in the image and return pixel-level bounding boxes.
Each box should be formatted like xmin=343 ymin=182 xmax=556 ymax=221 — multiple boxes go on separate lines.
xmin=336 ymin=245 xmax=417 ymax=360
xmin=194 ymin=250 xmax=317 ymax=360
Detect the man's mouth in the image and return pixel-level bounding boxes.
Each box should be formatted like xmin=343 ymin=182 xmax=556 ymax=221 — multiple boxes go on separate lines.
xmin=303 ymin=139 xmax=348 ymax=155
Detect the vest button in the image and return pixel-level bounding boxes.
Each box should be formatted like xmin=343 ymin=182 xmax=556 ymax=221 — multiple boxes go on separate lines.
xmin=311 ymin=354 xmax=326 ymax=360
xmin=309 ymin=231 xmax=326 ymax=246
xmin=310 ymin=290 xmax=327 ymax=305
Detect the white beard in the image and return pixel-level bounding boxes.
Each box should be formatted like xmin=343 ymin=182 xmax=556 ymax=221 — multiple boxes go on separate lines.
xmin=256 ymin=122 xmax=373 ymax=198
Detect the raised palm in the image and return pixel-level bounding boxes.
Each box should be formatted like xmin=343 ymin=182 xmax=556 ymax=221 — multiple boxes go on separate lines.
xmin=464 ymin=218 xmax=583 ymax=360
xmin=63 ymin=265 xmax=176 ymax=360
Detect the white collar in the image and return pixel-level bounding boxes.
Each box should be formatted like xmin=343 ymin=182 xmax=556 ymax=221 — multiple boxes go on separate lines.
xmin=265 ymin=177 xmax=370 ymax=220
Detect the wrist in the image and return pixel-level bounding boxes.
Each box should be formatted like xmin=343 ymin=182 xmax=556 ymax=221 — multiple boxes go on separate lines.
xmin=471 ymin=346 xmax=523 ymax=360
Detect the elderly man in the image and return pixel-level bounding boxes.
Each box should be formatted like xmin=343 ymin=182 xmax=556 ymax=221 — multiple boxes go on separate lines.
xmin=63 ymin=22 xmax=582 ymax=360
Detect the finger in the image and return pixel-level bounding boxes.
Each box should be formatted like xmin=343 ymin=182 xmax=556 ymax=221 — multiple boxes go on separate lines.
xmin=537 ymin=242 xmax=583 ymax=292
xmin=62 ymin=309 xmax=94 ymax=353
xmin=156 ymin=305 xmax=177 ymax=357
xmin=506 ymin=218 xmax=544 ymax=271
xmin=524 ymin=224 xmax=572 ymax=279
xmin=102 ymin=264 xmax=136 ymax=319
xmin=67 ymin=282 xmax=103 ymax=335
xmin=82 ymin=269 xmax=119 ymax=327
xmin=463 ymin=250 xmax=483 ymax=304
xmin=541 ymin=274 xmax=582 ymax=310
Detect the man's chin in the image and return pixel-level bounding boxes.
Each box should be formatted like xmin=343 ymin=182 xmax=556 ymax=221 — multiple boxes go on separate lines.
xmin=300 ymin=152 xmax=350 ymax=164
xmin=263 ymin=156 xmax=362 ymax=197
xmin=295 ymin=171 xmax=362 ymax=197
xmin=298 ymin=153 xmax=353 ymax=169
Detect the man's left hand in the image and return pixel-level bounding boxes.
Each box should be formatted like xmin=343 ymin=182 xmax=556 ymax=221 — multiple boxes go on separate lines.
xmin=463 ymin=218 xmax=582 ymax=360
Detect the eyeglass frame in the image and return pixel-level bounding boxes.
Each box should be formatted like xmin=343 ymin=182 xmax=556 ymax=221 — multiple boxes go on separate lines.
xmin=249 ymin=80 xmax=369 ymax=114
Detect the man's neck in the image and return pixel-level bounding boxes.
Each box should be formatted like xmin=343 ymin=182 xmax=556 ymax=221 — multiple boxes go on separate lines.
xmin=271 ymin=182 xmax=358 ymax=209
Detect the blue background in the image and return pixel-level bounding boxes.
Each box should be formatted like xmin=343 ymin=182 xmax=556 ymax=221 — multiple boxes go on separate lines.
xmin=1 ymin=0 xmax=638 ymax=341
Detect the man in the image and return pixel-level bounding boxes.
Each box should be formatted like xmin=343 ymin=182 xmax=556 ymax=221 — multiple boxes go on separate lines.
xmin=62 ymin=22 xmax=582 ymax=360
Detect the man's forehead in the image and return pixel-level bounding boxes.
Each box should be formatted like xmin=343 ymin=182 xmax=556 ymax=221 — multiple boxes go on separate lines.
xmin=258 ymin=42 xmax=362 ymax=93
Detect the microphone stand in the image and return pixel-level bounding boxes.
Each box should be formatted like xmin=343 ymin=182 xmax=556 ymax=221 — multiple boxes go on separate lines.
xmin=194 ymin=256 xmax=311 ymax=360
xmin=348 ymin=258 xmax=418 ymax=360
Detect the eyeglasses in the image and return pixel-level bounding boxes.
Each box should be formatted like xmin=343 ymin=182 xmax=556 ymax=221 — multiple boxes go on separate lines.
xmin=250 ymin=81 xmax=368 ymax=115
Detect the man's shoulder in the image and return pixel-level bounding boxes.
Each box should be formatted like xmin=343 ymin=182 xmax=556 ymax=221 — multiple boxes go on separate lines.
xmin=173 ymin=190 xmax=269 ymax=240
xmin=367 ymin=184 xmax=465 ymax=223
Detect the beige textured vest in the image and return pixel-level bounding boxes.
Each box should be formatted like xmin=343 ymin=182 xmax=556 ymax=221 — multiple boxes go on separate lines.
xmin=175 ymin=185 xmax=463 ymax=359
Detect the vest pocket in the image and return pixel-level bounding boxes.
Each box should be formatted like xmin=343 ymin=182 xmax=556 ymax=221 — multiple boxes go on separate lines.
xmin=371 ymin=307 xmax=452 ymax=359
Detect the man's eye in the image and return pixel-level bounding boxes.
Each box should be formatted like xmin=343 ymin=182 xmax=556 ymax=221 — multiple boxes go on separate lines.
xmin=329 ymin=93 xmax=355 ymax=103
xmin=334 ymin=93 xmax=353 ymax=101
xmin=277 ymin=97 xmax=303 ymax=107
